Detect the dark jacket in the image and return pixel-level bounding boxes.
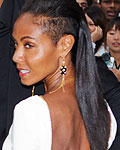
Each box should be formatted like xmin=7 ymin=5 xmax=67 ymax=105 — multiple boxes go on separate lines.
xmin=96 ymin=56 xmax=120 ymax=150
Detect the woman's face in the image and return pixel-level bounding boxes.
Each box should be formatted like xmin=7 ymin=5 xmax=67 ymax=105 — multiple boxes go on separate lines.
xmin=85 ymin=14 xmax=96 ymax=34
xmin=13 ymin=13 xmax=60 ymax=86
xmin=107 ymin=25 xmax=120 ymax=53
xmin=76 ymin=0 xmax=88 ymax=10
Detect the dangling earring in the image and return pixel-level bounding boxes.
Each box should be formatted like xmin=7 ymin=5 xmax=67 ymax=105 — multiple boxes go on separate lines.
xmin=60 ymin=57 xmax=67 ymax=92
xmin=32 ymin=85 xmax=35 ymax=96
xmin=49 ymin=57 xmax=67 ymax=94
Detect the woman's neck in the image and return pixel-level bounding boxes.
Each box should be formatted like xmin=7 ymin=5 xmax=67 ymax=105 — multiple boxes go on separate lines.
xmin=44 ymin=60 xmax=75 ymax=94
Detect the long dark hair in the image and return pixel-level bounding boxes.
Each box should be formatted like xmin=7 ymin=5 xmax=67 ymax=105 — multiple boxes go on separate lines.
xmin=84 ymin=5 xmax=107 ymax=53
xmin=20 ymin=0 xmax=109 ymax=149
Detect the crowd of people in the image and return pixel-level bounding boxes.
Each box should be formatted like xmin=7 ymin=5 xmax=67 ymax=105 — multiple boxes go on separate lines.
xmin=0 ymin=0 xmax=120 ymax=150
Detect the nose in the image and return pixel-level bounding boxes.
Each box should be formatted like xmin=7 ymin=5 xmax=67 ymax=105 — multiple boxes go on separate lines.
xmin=13 ymin=47 xmax=24 ymax=64
xmin=110 ymin=2 xmax=115 ymax=7
xmin=114 ymin=32 xmax=120 ymax=40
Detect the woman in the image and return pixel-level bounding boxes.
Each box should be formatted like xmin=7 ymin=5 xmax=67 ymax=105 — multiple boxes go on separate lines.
xmin=76 ymin=0 xmax=92 ymax=10
xmin=2 ymin=0 xmax=116 ymax=149
xmin=0 ymin=0 xmax=44 ymax=149
xmin=84 ymin=5 xmax=107 ymax=55
xmin=103 ymin=17 xmax=120 ymax=81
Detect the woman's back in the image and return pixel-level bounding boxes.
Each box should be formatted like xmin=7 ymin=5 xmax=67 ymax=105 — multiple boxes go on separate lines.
xmin=44 ymin=88 xmax=90 ymax=150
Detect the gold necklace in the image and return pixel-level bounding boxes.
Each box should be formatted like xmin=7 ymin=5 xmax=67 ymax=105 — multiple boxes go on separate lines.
xmin=49 ymin=74 xmax=65 ymax=94
xmin=32 ymin=85 xmax=35 ymax=96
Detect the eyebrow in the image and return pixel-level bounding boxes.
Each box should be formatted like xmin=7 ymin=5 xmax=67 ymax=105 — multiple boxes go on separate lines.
xmin=21 ymin=36 xmax=35 ymax=41
xmin=12 ymin=36 xmax=35 ymax=42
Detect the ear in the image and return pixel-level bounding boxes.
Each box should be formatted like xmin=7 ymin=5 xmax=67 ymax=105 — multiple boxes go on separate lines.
xmin=57 ymin=34 xmax=75 ymax=58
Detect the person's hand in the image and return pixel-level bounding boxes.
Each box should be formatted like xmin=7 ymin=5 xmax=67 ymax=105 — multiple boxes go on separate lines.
xmin=109 ymin=68 xmax=120 ymax=82
xmin=91 ymin=26 xmax=103 ymax=43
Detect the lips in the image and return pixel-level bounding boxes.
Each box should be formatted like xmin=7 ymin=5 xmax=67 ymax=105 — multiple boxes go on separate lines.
xmin=18 ymin=68 xmax=30 ymax=77
xmin=107 ymin=10 xmax=116 ymax=17
xmin=112 ymin=42 xmax=120 ymax=46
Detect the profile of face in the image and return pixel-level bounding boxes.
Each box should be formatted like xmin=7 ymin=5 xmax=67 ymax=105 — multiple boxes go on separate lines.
xmin=100 ymin=0 xmax=120 ymax=21
xmin=76 ymin=0 xmax=88 ymax=10
xmin=107 ymin=25 xmax=120 ymax=53
xmin=85 ymin=14 xmax=96 ymax=33
xmin=12 ymin=13 xmax=60 ymax=86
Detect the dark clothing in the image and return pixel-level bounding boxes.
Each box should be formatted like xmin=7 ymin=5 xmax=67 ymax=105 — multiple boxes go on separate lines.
xmin=0 ymin=0 xmax=44 ymax=149
xmin=96 ymin=56 xmax=120 ymax=150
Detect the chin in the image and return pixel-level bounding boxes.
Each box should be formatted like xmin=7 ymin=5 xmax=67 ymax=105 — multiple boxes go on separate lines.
xmin=21 ymin=80 xmax=34 ymax=86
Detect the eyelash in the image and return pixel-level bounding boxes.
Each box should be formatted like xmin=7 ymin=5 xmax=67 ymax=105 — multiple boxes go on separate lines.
xmin=109 ymin=32 xmax=115 ymax=35
xmin=24 ymin=43 xmax=33 ymax=49
xmin=14 ymin=41 xmax=18 ymax=49
xmin=89 ymin=23 xmax=95 ymax=26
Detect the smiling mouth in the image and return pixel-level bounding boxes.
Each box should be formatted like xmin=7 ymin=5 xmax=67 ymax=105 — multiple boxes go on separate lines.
xmin=19 ymin=69 xmax=30 ymax=77
xmin=112 ymin=42 xmax=120 ymax=46
xmin=107 ymin=10 xmax=116 ymax=17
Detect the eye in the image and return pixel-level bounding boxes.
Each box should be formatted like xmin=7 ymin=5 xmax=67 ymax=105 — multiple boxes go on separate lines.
xmin=80 ymin=2 xmax=88 ymax=8
xmin=88 ymin=23 xmax=95 ymax=26
xmin=24 ymin=43 xmax=33 ymax=49
xmin=108 ymin=31 xmax=115 ymax=35
xmin=11 ymin=37 xmax=18 ymax=49
xmin=14 ymin=41 xmax=18 ymax=48
xmin=104 ymin=0 xmax=111 ymax=4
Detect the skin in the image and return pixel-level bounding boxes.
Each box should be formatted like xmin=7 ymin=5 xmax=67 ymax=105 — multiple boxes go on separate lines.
xmin=85 ymin=14 xmax=103 ymax=43
xmin=76 ymin=0 xmax=88 ymax=10
xmin=107 ymin=25 xmax=120 ymax=66
xmin=106 ymin=25 xmax=120 ymax=81
xmin=100 ymin=0 xmax=120 ymax=21
xmin=13 ymin=13 xmax=90 ymax=150
xmin=85 ymin=14 xmax=96 ymax=34
xmin=13 ymin=14 xmax=60 ymax=86
xmin=0 ymin=0 xmax=3 ymax=7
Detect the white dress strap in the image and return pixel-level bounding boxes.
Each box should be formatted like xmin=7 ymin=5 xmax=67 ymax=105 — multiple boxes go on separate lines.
xmin=107 ymin=103 xmax=117 ymax=149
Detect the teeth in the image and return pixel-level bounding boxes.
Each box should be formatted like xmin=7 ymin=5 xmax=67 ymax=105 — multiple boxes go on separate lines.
xmin=113 ymin=43 xmax=120 ymax=45
xmin=20 ymin=70 xmax=30 ymax=74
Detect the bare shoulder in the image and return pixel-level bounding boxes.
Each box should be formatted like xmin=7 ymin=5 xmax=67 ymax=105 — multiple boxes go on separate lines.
xmin=43 ymin=91 xmax=77 ymax=115
xmin=42 ymin=91 xmax=81 ymax=128
xmin=42 ymin=92 xmax=90 ymax=150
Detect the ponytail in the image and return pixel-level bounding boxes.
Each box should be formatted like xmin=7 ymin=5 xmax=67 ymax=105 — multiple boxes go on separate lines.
xmin=75 ymin=20 xmax=110 ymax=150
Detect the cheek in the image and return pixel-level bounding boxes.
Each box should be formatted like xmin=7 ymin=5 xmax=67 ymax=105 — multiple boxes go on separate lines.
xmin=89 ymin=26 xmax=96 ymax=33
xmin=101 ymin=5 xmax=107 ymax=13
xmin=116 ymin=6 xmax=120 ymax=11
xmin=28 ymin=49 xmax=59 ymax=75
xmin=106 ymin=35 xmax=112 ymax=47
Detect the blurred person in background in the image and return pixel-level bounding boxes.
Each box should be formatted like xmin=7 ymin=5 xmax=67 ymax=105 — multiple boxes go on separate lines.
xmin=102 ymin=17 xmax=120 ymax=81
xmin=98 ymin=17 xmax=120 ymax=150
xmin=98 ymin=0 xmax=120 ymax=22
xmin=84 ymin=5 xmax=107 ymax=55
xmin=76 ymin=0 xmax=92 ymax=10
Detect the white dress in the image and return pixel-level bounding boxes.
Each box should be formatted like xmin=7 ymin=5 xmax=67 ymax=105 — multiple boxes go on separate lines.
xmin=2 ymin=96 xmax=52 ymax=150
xmin=2 ymin=95 xmax=117 ymax=150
